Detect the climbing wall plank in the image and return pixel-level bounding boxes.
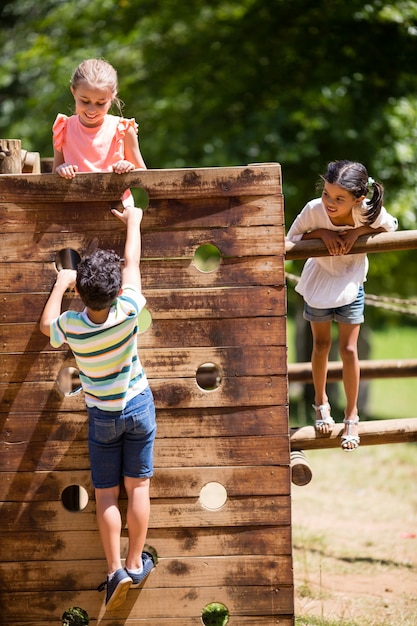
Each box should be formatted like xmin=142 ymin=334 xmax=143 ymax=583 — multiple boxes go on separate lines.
xmin=0 ymin=164 xmax=292 ymax=625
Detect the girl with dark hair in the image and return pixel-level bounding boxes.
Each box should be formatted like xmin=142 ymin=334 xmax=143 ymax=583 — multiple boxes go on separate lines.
xmin=287 ymin=160 xmax=398 ymax=451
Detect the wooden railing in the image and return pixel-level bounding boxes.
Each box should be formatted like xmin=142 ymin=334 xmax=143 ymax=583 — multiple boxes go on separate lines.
xmin=285 ymin=229 xmax=417 ymax=259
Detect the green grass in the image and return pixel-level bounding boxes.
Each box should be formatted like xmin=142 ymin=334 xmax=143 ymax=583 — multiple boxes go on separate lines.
xmin=62 ymin=607 xmax=89 ymax=625
xmin=369 ymin=325 xmax=416 ymax=419
xmin=292 ymin=443 xmax=417 ymax=626
xmin=287 ymin=319 xmax=417 ymax=420
xmin=289 ymin=317 xmax=417 ymax=625
xmin=202 ymin=603 xmax=229 ymax=625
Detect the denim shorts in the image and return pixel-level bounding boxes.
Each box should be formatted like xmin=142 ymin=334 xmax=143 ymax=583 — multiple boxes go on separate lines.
xmin=87 ymin=386 xmax=156 ymax=489
xmin=304 ymin=285 xmax=365 ymax=324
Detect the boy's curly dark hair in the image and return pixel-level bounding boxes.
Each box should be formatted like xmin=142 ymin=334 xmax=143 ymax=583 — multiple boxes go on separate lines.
xmin=76 ymin=249 xmax=122 ymax=311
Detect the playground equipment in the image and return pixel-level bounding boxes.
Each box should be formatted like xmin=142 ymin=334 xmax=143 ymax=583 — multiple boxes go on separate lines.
xmin=289 ymin=358 xmax=417 ymax=450
xmin=0 ymin=152 xmax=291 ymax=624
xmin=1 ymin=141 xmax=416 ymax=623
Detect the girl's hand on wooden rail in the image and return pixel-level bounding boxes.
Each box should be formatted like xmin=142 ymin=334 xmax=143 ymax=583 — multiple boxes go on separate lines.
xmin=55 ymin=163 xmax=79 ymax=179
xmin=112 ymin=159 xmax=136 ymax=174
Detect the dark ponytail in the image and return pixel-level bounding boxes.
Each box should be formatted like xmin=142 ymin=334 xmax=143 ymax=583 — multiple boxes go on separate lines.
xmin=366 ymin=180 xmax=384 ymax=225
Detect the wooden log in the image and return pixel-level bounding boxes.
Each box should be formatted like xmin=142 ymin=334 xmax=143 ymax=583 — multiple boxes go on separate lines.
xmin=288 ymin=358 xmax=417 ymax=382
xmin=290 ymin=417 xmax=417 ymax=450
xmin=290 ymin=450 xmax=312 ymax=486
xmin=0 ymin=138 xmax=21 ymax=173
xmin=285 ymin=229 xmax=417 ymax=260
xmin=40 ymin=157 xmax=54 ymax=173
xmin=21 ymin=149 xmax=41 ymax=173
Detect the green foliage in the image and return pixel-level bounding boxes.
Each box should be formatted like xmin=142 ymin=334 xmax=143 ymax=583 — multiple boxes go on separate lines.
xmin=369 ymin=324 xmax=417 ymax=419
xmin=202 ymin=602 xmax=229 ymax=626
xmin=293 ymin=443 xmax=417 ymax=625
xmin=1 ymin=0 xmax=417 ymax=294
xmin=62 ymin=607 xmax=89 ymax=626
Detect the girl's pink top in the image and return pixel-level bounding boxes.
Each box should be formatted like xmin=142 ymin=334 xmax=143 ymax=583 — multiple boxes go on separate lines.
xmin=53 ymin=113 xmax=138 ymax=172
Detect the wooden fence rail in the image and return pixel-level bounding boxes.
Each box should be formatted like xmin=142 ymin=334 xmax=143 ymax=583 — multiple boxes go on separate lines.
xmin=288 ymin=359 xmax=417 ymax=382
xmin=285 ymin=229 xmax=417 ymax=260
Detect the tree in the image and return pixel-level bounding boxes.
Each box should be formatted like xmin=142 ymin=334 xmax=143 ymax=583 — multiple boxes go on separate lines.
xmin=1 ymin=0 xmax=417 ymax=295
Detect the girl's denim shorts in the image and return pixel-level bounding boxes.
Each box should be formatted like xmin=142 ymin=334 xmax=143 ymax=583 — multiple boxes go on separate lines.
xmin=87 ymin=385 xmax=156 ymax=489
xmin=304 ymin=285 xmax=365 ymax=324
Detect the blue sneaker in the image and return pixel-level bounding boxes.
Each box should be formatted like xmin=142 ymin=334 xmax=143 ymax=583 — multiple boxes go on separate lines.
xmin=97 ymin=568 xmax=132 ymax=611
xmin=127 ymin=551 xmax=155 ymax=588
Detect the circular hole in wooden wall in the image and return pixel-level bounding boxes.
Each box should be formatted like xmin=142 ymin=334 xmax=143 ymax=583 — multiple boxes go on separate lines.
xmin=143 ymin=543 xmax=159 ymax=566
xmin=193 ymin=243 xmax=221 ymax=273
xmin=138 ymin=307 xmax=152 ymax=333
xmin=61 ymin=485 xmax=89 ymax=512
xmin=196 ymin=363 xmax=222 ymax=391
xmin=56 ymin=367 xmax=82 ymax=397
xmin=130 ymin=187 xmax=150 ymax=209
xmin=199 ymin=482 xmax=227 ymax=511
xmin=62 ymin=606 xmax=89 ymax=625
xmin=201 ymin=601 xmax=229 ymax=625
xmin=55 ymin=248 xmax=81 ymax=271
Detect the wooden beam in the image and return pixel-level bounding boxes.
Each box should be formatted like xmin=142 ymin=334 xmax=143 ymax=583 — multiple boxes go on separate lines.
xmin=0 ymin=138 xmax=21 ymax=174
xmin=285 ymin=229 xmax=417 ymax=260
xmin=0 ymin=163 xmax=283 ymax=201
xmin=290 ymin=418 xmax=417 ymax=450
xmin=288 ymin=359 xmax=417 ymax=382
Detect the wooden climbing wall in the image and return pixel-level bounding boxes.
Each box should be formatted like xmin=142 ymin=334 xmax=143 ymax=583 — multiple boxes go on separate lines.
xmin=0 ymin=164 xmax=292 ymax=625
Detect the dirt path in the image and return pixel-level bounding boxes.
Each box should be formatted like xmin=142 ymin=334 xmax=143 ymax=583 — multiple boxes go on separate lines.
xmin=291 ymin=445 xmax=417 ymax=624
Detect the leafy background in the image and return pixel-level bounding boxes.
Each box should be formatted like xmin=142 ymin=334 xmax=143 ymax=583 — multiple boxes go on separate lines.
xmin=1 ymin=0 xmax=417 ymax=304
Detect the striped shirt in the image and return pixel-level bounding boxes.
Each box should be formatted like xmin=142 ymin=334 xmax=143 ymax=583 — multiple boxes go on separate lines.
xmin=50 ymin=285 xmax=148 ymax=411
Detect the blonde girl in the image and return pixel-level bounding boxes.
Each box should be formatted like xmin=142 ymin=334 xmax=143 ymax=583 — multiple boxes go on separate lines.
xmin=53 ymin=58 xmax=146 ymax=205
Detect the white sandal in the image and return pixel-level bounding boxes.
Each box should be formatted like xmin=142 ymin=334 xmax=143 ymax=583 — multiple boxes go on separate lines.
xmin=341 ymin=417 xmax=360 ymax=452
xmin=312 ymin=402 xmax=335 ymax=434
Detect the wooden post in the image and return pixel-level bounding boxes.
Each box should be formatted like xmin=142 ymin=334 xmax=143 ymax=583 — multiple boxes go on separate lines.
xmin=290 ymin=450 xmax=312 ymax=486
xmin=0 ymin=139 xmax=21 ymax=173
xmin=21 ymin=149 xmax=41 ymax=174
